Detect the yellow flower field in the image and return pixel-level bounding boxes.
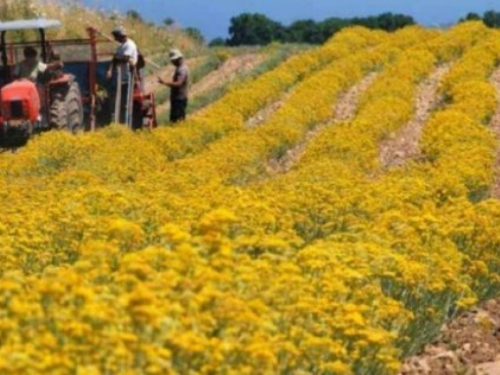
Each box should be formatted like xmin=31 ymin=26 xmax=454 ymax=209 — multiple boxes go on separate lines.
xmin=0 ymin=22 xmax=500 ymax=374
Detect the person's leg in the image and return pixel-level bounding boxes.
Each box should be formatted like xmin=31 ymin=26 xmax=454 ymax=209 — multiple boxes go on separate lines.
xmin=179 ymin=99 xmax=187 ymax=121
xmin=120 ymin=82 xmax=128 ymax=124
xmin=108 ymin=85 xmax=117 ymax=124
xmin=111 ymin=69 xmax=122 ymax=124
xmin=170 ymin=100 xmax=181 ymax=124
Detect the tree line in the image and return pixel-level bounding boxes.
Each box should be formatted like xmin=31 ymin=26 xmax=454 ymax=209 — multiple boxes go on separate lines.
xmin=460 ymin=10 xmax=500 ymax=27
xmin=209 ymin=12 xmax=416 ymax=46
xmin=125 ymin=8 xmax=500 ymax=48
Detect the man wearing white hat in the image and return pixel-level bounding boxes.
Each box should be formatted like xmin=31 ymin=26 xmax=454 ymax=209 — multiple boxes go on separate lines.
xmin=106 ymin=27 xmax=139 ymax=124
xmin=158 ymin=48 xmax=189 ymax=123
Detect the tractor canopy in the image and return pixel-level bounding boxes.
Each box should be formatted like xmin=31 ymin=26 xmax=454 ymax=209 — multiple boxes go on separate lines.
xmin=0 ymin=19 xmax=61 ymax=32
xmin=0 ymin=18 xmax=62 ymax=68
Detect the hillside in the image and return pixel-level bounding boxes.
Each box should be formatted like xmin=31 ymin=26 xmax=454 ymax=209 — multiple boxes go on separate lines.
xmin=0 ymin=0 xmax=200 ymax=54
xmin=1 ymin=20 xmax=500 ymax=374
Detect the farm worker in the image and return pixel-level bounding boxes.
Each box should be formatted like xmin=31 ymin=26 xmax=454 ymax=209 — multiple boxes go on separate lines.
xmin=106 ymin=26 xmax=138 ymax=77
xmin=157 ymin=48 xmax=189 ymax=124
xmin=14 ymin=46 xmax=63 ymax=82
xmin=14 ymin=46 xmax=64 ymax=119
xmin=106 ymin=26 xmax=138 ymax=124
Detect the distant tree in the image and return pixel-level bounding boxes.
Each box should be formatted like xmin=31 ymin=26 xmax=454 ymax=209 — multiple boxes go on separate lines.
xmin=126 ymin=9 xmax=143 ymax=22
xmin=352 ymin=15 xmax=377 ymax=29
xmin=393 ymin=14 xmax=416 ymax=30
xmin=376 ymin=13 xmax=396 ymax=31
xmin=287 ymin=19 xmax=323 ymax=43
xmin=184 ymin=27 xmax=205 ymax=44
xmin=377 ymin=13 xmax=413 ymax=31
xmin=227 ymin=13 xmax=286 ymax=46
xmin=483 ymin=10 xmax=500 ymax=28
xmin=209 ymin=37 xmax=226 ymax=47
xmin=458 ymin=10 xmax=500 ymax=28
xmin=319 ymin=18 xmax=349 ymax=42
xmin=459 ymin=12 xmax=482 ymax=23
xmin=226 ymin=12 xmax=416 ymax=46
xmin=163 ymin=17 xmax=175 ymax=27
xmin=352 ymin=13 xmax=415 ymax=32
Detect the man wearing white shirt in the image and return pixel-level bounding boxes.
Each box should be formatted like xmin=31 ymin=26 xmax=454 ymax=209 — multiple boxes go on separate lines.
xmin=14 ymin=46 xmax=63 ymax=82
xmin=106 ymin=27 xmax=138 ymax=124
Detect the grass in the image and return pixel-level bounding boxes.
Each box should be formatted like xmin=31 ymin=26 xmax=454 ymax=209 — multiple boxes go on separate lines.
xmin=156 ymin=43 xmax=311 ymax=125
xmin=187 ymin=43 xmax=312 ymax=114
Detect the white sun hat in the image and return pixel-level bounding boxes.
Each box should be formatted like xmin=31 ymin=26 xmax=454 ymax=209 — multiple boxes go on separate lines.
xmin=169 ymin=48 xmax=184 ymax=61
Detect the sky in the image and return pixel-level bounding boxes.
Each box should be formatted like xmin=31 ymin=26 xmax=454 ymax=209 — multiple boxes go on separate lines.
xmin=83 ymin=0 xmax=500 ymax=40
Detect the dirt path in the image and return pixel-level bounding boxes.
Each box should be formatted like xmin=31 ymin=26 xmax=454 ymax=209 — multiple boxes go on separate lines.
xmin=400 ymin=298 xmax=500 ymax=375
xmin=156 ymin=53 xmax=265 ymax=115
xmin=266 ymin=72 xmax=379 ymax=174
xmin=489 ymin=66 xmax=500 ymax=198
xmin=379 ymin=64 xmax=451 ymax=168
xmin=144 ymin=57 xmax=205 ymax=95
xmin=399 ymin=66 xmax=500 ymax=375
xmin=190 ymin=53 xmax=265 ymax=98
xmin=246 ymin=89 xmax=294 ymax=128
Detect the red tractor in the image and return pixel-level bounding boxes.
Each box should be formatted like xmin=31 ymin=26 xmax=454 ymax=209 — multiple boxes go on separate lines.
xmin=0 ymin=19 xmax=157 ymax=148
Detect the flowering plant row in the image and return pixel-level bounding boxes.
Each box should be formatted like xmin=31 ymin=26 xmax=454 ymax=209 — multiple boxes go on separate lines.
xmin=0 ymin=22 xmax=498 ymax=374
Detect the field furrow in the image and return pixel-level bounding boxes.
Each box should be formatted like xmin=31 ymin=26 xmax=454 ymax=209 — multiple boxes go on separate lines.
xmin=139 ymin=27 xmax=384 ymax=163
xmin=379 ymin=64 xmax=451 ymax=168
xmin=266 ymin=71 xmax=379 ymax=174
xmin=246 ymin=89 xmax=294 ymax=128
xmin=154 ymin=40 xmax=398 ymax=187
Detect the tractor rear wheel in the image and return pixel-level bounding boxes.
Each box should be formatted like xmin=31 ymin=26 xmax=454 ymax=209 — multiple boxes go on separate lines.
xmin=50 ymin=81 xmax=84 ymax=133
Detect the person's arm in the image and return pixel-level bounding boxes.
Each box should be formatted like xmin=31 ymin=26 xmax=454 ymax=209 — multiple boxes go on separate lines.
xmin=158 ymin=68 xmax=187 ymax=88
xmin=106 ymin=46 xmax=121 ymax=79
xmin=106 ymin=59 xmax=115 ymax=80
xmin=45 ymin=61 xmax=64 ymax=71
xmin=35 ymin=61 xmax=61 ymax=81
xmin=106 ymin=55 xmax=132 ymax=78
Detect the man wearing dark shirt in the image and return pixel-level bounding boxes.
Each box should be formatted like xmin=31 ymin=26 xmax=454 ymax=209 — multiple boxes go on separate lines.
xmin=158 ymin=49 xmax=189 ymax=124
